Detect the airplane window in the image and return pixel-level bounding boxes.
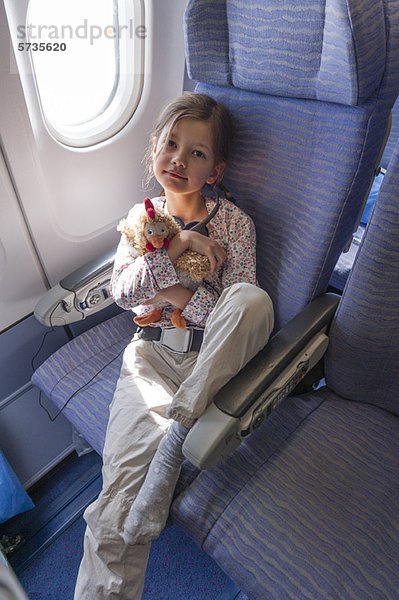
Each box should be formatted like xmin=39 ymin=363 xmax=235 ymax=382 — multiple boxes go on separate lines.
xmin=26 ymin=0 xmax=145 ymax=147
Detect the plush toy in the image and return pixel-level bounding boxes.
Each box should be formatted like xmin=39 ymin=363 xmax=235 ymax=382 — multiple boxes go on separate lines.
xmin=118 ymin=197 xmax=212 ymax=329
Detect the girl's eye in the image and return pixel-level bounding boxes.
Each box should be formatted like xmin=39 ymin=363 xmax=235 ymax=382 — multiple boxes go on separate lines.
xmin=193 ymin=150 xmax=205 ymax=158
xmin=167 ymin=140 xmax=176 ymax=148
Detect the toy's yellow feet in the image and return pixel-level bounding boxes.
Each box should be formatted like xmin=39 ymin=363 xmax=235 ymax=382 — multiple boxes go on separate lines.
xmin=134 ymin=308 xmax=163 ymax=327
xmin=171 ymin=309 xmax=186 ymax=330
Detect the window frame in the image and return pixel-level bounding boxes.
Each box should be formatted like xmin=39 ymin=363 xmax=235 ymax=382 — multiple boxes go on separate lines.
xmin=27 ymin=0 xmax=145 ymax=148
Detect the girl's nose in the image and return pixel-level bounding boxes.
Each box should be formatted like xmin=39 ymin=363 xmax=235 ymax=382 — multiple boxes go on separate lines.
xmin=172 ymin=151 xmax=186 ymax=167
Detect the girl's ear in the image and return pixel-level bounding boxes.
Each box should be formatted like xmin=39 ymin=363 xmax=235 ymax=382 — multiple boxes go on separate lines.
xmin=152 ymin=136 xmax=158 ymax=157
xmin=206 ymin=161 xmax=226 ymax=185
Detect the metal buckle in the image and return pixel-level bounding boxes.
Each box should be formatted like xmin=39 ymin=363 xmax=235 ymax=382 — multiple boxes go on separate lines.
xmin=159 ymin=327 xmax=193 ymax=354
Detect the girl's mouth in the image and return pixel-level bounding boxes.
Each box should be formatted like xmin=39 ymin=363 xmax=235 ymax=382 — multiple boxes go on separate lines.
xmin=164 ymin=170 xmax=187 ymax=180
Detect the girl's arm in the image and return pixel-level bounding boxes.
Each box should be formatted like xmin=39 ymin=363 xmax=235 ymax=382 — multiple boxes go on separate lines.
xmin=148 ymin=230 xmax=227 ymax=310
xmin=178 ymin=206 xmax=258 ymax=327
xmin=167 ymin=230 xmax=227 ymax=276
xmin=220 ymin=209 xmax=257 ymax=288
xmin=148 ymin=283 xmax=194 ymax=310
xmin=110 ymin=205 xmax=182 ymax=309
xmin=111 ymin=202 xmax=256 ymax=320
xmin=111 ymin=219 xmax=227 ymax=312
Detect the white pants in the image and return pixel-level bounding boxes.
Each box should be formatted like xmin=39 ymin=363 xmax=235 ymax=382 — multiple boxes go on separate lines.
xmin=74 ymin=283 xmax=274 ymax=600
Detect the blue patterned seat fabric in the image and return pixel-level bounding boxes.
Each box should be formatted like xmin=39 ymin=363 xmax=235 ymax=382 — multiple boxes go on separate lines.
xmin=185 ymin=0 xmax=387 ymax=105
xmin=171 ymin=141 xmax=399 ymax=599
xmin=32 ymin=311 xmax=136 ymax=454
xmin=330 ymin=96 xmax=399 ymax=291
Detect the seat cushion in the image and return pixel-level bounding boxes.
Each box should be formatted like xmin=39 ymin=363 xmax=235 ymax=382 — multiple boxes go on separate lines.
xmin=171 ymin=387 xmax=399 ymax=600
xmin=31 ymin=311 xmax=136 ymax=454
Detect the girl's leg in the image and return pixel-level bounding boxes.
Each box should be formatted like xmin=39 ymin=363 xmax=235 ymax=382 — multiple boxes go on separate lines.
xmin=123 ymin=283 xmax=274 ymax=546
xmin=123 ymin=420 xmax=188 ymax=545
xmin=168 ymin=282 xmax=274 ymax=426
xmin=74 ymin=336 xmax=197 ymax=600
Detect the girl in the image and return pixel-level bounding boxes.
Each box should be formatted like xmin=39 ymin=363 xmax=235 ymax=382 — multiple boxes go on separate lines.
xmin=74 ymin=92 xmax=274 ymax=600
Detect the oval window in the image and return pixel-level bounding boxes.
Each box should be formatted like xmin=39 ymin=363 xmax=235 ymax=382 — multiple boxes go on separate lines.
xmin=27 ymin=0 xmax=145 ymax=147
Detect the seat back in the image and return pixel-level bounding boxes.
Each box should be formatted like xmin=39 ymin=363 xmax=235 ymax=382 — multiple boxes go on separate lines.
xmin=325 ymin=140 xmax=399 ymax=416
xmin=185 ymin=0 xmax=399 ymax=329
xmin=382 ymin=96 xmax=399 ymax=169
xmin=329 ymin=95 xmax=399 ymax=292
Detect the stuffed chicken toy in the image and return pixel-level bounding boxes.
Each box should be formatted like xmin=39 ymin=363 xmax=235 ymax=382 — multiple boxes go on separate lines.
xmin=117 ymin=197 xmax=212 ymax=329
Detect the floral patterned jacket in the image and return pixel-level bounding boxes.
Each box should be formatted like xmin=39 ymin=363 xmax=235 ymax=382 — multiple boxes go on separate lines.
xmin=110 ymin=195 xmax=258 ymax=328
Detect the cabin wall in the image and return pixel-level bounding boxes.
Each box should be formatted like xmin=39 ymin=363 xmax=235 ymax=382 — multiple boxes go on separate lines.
xmin=0 ymin=0 xmax=188 ymax=487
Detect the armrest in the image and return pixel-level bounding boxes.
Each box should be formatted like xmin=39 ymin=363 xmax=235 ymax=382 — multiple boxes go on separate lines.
xmin=182 ymin=292 xmax=340 ymax=470
xmin=34 ymin=248 xmax=116 ymax=327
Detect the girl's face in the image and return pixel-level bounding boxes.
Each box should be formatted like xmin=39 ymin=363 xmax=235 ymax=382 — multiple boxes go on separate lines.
xmin=152 ymin=118 xmax=225 ymax=199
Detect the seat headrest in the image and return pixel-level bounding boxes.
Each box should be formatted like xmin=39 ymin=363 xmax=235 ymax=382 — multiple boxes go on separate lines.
xmin=184 ymin=0 xmax=386 ymax=106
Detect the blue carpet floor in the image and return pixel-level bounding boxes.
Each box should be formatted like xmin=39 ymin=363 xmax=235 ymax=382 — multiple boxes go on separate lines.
xmin=18 ymin=518 xmax=246 ymax=600
xmin=1 ymin=452 xmax=248 ymax=600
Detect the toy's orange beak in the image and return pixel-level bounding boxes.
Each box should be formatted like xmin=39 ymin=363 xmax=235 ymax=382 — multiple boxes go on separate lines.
xmin=148 ymin=235 xmax=166 ymax=249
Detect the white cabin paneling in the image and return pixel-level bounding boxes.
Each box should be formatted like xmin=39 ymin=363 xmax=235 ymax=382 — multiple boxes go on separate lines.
xmin=0 ymin=150 xmax=47 ymax=331
xmin=0 ymin=314 xmax=72 ymax=487
xmin=0 ymin=385 xmax=73 ymax=488
xmin=2 ymin=0 xmax=187 ymax=301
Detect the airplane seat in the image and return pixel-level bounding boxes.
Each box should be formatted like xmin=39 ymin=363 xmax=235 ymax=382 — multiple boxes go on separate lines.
xmin=330 ymin=95 xmax=399 ymax=291
xmin=171 ymin=137 xmax=399 ymax=600
xmin=184 ymin=0 xmax=399 ymax=329
xmin=32 ymin=310 xmax=137 ymax=454
xmin=32 ymin=0 xmax=399 ymax=488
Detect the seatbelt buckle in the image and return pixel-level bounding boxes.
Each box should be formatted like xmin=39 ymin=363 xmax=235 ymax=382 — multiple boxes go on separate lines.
xmin=159 ymin=327 xmax=193 ymax=354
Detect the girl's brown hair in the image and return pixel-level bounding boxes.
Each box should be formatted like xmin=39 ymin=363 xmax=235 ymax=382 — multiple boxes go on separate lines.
xmin=145 ymin=92 xmax=233 ymax=186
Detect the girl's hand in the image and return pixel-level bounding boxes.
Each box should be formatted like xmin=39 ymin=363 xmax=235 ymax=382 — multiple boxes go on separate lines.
xmin=148 ymin=284 xmax=194 ymax=310
xmin=169 ymin=230 xmax=226 ymax=276
xmin=188 ymin=231 xmax=227 ymax=275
